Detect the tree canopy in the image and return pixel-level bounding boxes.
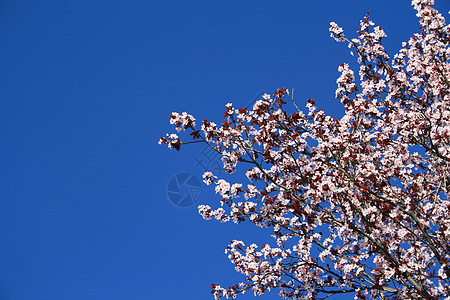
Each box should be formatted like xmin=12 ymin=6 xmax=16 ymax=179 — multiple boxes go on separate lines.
xmin=160 ymin=1 xmax=450 ymax=299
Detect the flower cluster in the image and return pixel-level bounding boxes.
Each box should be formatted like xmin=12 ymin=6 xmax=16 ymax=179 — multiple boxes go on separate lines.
xmin=158 ymin=133 xmax=181 ymax=151
xmin=169 ymin=112 xmax=196 ymax=132
xmin=329 ymin=22 xmax=345 ymax=42
xmin=160 ymin=1 xmax=450 ymax=299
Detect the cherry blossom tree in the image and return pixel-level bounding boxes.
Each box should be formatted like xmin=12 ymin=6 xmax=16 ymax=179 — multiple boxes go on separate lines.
xmin=159 ymin=0 xmax=450 ymax=299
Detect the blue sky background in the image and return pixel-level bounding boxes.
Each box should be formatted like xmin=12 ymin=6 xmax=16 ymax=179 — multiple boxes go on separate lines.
xmin=0 ymin=0 xmax=449 ymax=299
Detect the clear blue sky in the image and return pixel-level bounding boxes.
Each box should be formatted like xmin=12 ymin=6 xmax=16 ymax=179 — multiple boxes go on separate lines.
xmin=0 ymin=0 xmax=448 ymax=299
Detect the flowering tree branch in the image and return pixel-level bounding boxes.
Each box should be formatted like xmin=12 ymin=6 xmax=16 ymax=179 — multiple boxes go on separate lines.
xmin=160 ymin=0 xmax=450 ymax=299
